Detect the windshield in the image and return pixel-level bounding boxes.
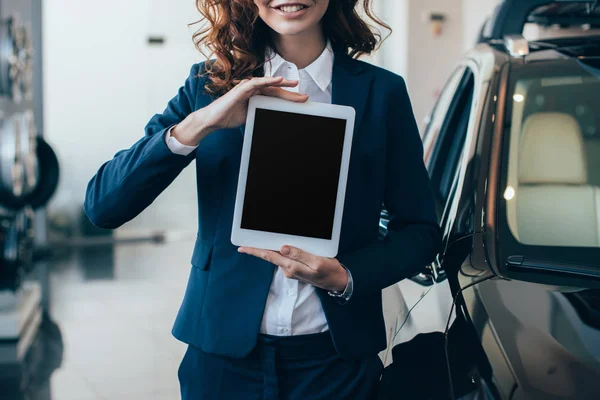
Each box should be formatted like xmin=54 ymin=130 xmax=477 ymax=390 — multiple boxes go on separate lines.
xmin=502 ymin=59 xmax=600 ymax=248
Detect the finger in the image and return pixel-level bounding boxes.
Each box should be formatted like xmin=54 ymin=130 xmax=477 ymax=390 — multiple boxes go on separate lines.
xmin=259 ymin=87 xmax=308 ymax=102
xmin=265 ymin=79 xmax=300 ymax=88
xmin=235 ymin=76 xmax=279 ymax=92
xmin=251 ymin=77 xmax=299 ymax=87
xmin=277 ymin=264 xmax=310 ymax=282
xmin=238 ymin=246 xmax=315 ymax=279
xmin=251 ymin=76 xmax=284 ymax=86
xmin=280 ymin=246 xmax=320 ymax=266
xmin=245 ymin=76 xmax=297 ymax=90
xmin=238 ymin=78 xmax=299 ymax=99
xmin=238 ymin=247 xmax=290 ymax=267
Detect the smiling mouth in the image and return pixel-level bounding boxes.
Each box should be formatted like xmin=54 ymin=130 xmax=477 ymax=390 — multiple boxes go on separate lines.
xmin=272 ymin=4 xmax=309 ymax=13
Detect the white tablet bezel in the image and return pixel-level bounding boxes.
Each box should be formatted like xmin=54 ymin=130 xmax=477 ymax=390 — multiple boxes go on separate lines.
xmin=231 ymin=95 xmax=356 ymax=258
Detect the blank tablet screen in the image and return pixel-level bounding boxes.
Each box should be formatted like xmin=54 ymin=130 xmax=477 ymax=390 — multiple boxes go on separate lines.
xmin=241 ymin=108 xmax=347 ymax=240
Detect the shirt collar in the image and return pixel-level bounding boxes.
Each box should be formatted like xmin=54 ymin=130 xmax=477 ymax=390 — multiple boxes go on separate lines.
xmin=264 ymin=41 xmax=334 ymax=92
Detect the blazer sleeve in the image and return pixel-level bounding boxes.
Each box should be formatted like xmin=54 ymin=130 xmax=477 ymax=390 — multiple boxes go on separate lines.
xmin=84 ymin=63 xmax=205 ymax=229
xmin=337 ymin=77 xmax=442 ymax=300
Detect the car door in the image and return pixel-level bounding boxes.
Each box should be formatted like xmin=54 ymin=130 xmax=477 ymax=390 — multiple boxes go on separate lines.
xmin=379 ymin=65 xmax=472 ymax=371
xmin=380 ymin=53 xmax=503 ymax=397
xmin=422 ymin=55 xmax=507 ymax=399
xmin=471 ymin=58 xmax=600 ymax=400
xmin=424 ymin=62 xmax=481 ymax=262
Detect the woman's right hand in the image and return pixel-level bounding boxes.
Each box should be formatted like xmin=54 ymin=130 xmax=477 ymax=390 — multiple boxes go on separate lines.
xmin=171 ymin=76 xmax=308 ymax=146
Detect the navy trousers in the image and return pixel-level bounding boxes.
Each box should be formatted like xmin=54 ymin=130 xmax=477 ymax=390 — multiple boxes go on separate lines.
xmin=178 ymin=332 xmax=383 ymax=400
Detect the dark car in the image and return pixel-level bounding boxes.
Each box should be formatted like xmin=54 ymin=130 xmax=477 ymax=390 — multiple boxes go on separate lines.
xmin=379 ymin=1 xmax=600 ymax=399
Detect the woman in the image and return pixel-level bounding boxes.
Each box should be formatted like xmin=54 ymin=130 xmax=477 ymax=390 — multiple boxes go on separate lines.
xmin=85 ymin=0 xmax=441 ymax=399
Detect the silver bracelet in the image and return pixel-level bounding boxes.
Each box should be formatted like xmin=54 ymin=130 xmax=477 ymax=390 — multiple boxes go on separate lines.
xmin=328 ymin=265 xmax=353 ymax=302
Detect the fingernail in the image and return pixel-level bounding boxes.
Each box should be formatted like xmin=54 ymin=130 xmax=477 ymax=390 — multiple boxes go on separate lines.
xmin=281 ymin=246 xmax=290 ymax=255
xmin=238 ymin=247 xmax=244 ymax=253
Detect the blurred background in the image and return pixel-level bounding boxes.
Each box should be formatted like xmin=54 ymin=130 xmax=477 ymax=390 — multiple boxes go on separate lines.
xmin=43 ymin=0 xmax=500 ymax=236
xmin=2 ymin=0 xmax=595 ymax=399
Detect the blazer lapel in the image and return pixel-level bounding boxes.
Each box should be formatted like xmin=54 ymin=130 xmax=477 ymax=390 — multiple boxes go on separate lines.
xmin=239 ymin=52 xmax=373 ymax=136
xmin=331 ymin=52 xmax=373 ymax=135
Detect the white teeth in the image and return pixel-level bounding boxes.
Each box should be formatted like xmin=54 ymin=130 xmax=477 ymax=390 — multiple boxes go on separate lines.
xmin=280 ymin=5 xmax=305 ymax=13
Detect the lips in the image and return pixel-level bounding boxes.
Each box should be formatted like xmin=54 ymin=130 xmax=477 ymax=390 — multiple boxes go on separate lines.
xmin=271 ymin=3 xmax=309 ymax=13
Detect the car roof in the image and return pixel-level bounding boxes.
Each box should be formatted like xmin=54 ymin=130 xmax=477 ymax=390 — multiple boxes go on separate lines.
xmin=474 ymin=0 xmax=600 ymax=65
xmin=487 ymin=35 xmax=600 ymax=62
xmin=481 ymin=0 xmax=600 ymax=40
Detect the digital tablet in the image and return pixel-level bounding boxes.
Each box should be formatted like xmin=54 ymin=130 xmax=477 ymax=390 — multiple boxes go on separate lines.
xmin=231 ymin=95 xmax=356 ymax=258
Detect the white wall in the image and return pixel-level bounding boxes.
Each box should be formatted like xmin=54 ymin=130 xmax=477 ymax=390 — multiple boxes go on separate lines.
xmin=377 ymin=0 xmax=500 ymax=130
xmin=462 ymin=0 xmax=500 ymax=51
xmin=44 ymin=0 xmax=201 ymax=234
xmin=43 ymin=0 xmax=499 ymax=233
xmin=376 ymin=0 xmax=409 ymax=77
xmin=407 ymin=0 xmax=464 ymax=128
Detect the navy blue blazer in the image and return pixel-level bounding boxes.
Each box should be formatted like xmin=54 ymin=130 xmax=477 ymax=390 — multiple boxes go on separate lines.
xmin=84 ymin=52 xmax=441 ymax=360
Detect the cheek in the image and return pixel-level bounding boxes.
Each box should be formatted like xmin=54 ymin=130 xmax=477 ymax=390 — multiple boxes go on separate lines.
xmin=255 ymin=2 xmax=274 ymax=20
xmin=253 ymin=0 xmax=269 ymax=14
xmin=314 ymin=0 xmax=330 ymax=20
xmin=317 ymin=0 xmax=330 ymax=12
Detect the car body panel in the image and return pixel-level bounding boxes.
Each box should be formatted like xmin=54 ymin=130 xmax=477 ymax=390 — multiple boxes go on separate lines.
xmin=417 ymin=33 xmax=600 ymax=398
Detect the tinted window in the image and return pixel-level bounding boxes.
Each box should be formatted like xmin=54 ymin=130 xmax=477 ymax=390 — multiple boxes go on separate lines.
xmin=503 ymin=60 xmax=600 ymax=249
xmin=423 ymin=68 xmax=465 ymax=163
xmin=428 ymin=69 xmax=476 ymax=213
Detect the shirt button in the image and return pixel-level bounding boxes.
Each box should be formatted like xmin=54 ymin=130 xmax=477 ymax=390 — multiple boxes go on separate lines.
xmin=287 ymin=289 xmax=294 ymax=296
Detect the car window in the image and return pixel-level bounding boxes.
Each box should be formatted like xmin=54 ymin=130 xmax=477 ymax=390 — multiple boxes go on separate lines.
xmin=503 ymin=60 xmax=600 ymax=249
xmin=428 ymin=69 xmax=476 ymax=214
xmin=423 ymin=67 xmax=465 ymax=164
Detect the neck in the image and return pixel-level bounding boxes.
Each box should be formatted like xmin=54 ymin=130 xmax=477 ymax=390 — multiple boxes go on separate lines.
xmin=272 ymin=28 xmax=326 ymax=69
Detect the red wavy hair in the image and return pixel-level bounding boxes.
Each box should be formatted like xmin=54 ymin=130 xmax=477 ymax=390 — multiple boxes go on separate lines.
xmin=193 ymin=0 xmax=390 ymax=95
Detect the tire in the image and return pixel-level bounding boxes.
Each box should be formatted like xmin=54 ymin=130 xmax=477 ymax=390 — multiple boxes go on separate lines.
xmin=0 ymin=137 xmax=59 ymax=211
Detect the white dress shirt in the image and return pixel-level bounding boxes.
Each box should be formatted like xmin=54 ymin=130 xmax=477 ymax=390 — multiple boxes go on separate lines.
xmin=166 ymin=43 xmax=347 ymax=336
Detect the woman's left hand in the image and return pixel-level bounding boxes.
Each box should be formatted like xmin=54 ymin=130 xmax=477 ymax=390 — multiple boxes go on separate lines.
xmin=238 ymin=245 xmax=348 ymax=292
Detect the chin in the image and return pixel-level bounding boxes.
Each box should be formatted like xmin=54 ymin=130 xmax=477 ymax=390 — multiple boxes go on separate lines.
xmin=256 ymin=0 xmax=329 ymax=39
xmin=271 ymin=22 xmax=316 ymax=36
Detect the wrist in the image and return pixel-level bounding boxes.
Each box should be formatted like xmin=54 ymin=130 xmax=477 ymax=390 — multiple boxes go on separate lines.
xmin=331 ymin=262 xmax=349 ymax=292
xmin=172 ymin=109 xmax=213 ymax=146
xmin=328 ymin=263 xmax=353 ymax=303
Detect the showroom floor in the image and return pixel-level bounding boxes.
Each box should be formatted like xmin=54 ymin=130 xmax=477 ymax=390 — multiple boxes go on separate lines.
xmin=6 ymin=237 xmax=196 ymax=400
xmin=2 ymin=233 xmax=455 ymax=400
